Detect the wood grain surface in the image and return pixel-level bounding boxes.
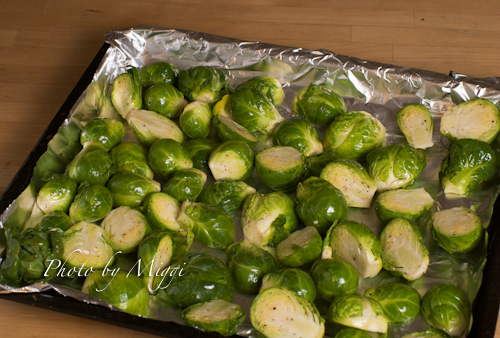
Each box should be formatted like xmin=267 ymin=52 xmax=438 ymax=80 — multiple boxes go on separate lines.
xmin=1 ymin=0 xmax=499 ymax=337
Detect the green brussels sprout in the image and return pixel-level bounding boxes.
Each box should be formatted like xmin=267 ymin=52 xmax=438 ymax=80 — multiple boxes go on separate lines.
xmin=276 ymin=226 xmax=322 ymax=267
xmin=140 ymin=61 xmax=179 ymax=87
xmin=36 ymin=176 xmax=78 ymax=214
xmin=236 ymin=76 xmax=285 ymax=106
xmin=208 ymin=140 xmax=254 ymax=181
xmin=225 ymin=239 xmax=277 ymax=294
xmin=148 ymin=139 xmax=193 ymax=179
xmin=230 ymin=86 xmax=284 ymax=134
xmin=212 ymin=94 xmax=232 ymax=118
xmin=107 ymin=172 xmax=161 ymax=208
xmin=198 ymin=181 xmax=256 ymax=215
xmin=328 ymin=294 xmax=388 ymax=333
xmin=83 ymin=270 xmax=150 ymax=317
xmin=143 ymin=192 xmax=184 ymax=234
xmin=440 ymin=98 xmax=500 ymax=144
xmin=179 ymin=101 xmax=212 ymax=138
xmin=255 ymin=146 xmax=308 ymax=192
xmin=335 ymin=328 xmax=374 ymax=338
xmin=182 ymin=300 xmax=245 ymax=336
xmin=184 ymin=138 xmax=219 ymax=173
xmin=366 ymin=144 xmax=427 ymax=192
xmin=375 ymin=188 xmax=434 ymax=223
xmin=178 ymin=66 xmax=227 ymax=104
xmin=307 ymin=151 xmax=339 ymax=177
xmin=80 ymin=118 xmax=125 ymax=151
xmin=144 ymin=83 xmax=187 ymax=119
xmin=111 ymin=69 xmax=142 ymax=119
xmin=137 ymin=232 xmax=174 ymax=291
xmin=397 ymin=104 xmax=434 ymax=149
xmin=155 ymin=252 xmax=234 ymax=308
xmin=260 ymin=268 xmax=316 ymax=303
xmin=127 ymin=109 xmax=184 ymax=147
xmin=38 ymin=210 xmax=72 ymax=232
xmin=110 ymin=142 xmax=154 ymax=179
xmin=251 ymin=286 xmax=325 ymax=338
xmin=68 ymin=142 xmax=116 ymax=186
xmin=323 ymin=220 xmax=382 ymax=278
xmin=177 ymin=201 xmax=235 ymax=249
xmin=320 ymin=159 xmax=377 ymax=208
xmin=324 ymin=111 xmax=386 ymax=161
xmin=161 ymin=168 xmax=207 ymax=202
xmin=432 ymin=207 xmax=483 ymax=253
xmin=421 ymin=283 xmax=471 ymax=336
xmin=311 ymin=257 xmax=359 ymax=302
xmin=62 ymin=221 xmax=115 ymax=269
xmin=402 ymin=329 xmax=452 ymax=338
xmin=273 ymin=119 xmax=324 ymax=157
xmin=242 ymin=192 xmax=298 ymax=249
xmin=439 ymin=139 xmax=497 ymax=196
xmin=296 ymin=176 xmax=348 ymax=234
xmin=69 ymin=185 xmax=113 ymax=224
xmin=213 ymin=112 xmax=258 ymax=147
xmin=292 ymin=83 xmax=346 ymax=125
xmin=365 ymin=283 xmax=421 ymax=323
xmin=101 ymin=206 xmax=151 ymax=253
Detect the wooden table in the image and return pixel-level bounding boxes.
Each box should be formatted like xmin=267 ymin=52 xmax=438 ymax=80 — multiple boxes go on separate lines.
xmin=1 ymin=0 xmax=500 ymax=337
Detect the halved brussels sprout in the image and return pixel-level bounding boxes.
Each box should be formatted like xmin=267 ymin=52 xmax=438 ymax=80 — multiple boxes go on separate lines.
xmin=138 ymin=232 xmax=174 ymax=292
xmin=292 ymin=84 xmax=346 ymax=125
xmin=260 ymin=268 xmax=316 ymax=303
xmin=140 ymin=61 xmax=179 ymax=87
xmin=366 ymin=144 xmax=427 ymax=192
xmin=198 ymin=181 xmax=256 ymax=215
xmin=251 ymin=286 xmax=325 ymax=338
xmin=111 ymin=70 xmax=142 ymax=119
xmin=208 ymin=140 xmax=254 ymax=181
xmin=162 ymin=168 xmax=206 ymax=203
xmin=80 ymin=118 xmax=125 ymax=151
xmin=107 ymin=172 xmax=161 ymax=208
xmin=273 ymin=119 xmax=324 ymax=157
xmin=307 ymin=151 xmax=339 ymax=177
xmin=184 ymin=138 xmax=219 ymax=174
xmin=143 ymin=192 xmax=183 ymax=233
xmin=440 ymin=98 xmax=500 ymax=144
xmin=311 ymin=257 xmax=359 ymax=302
xmin=68 ymin=142 xmax=116 ymax=186
xmin=38 ymin=211 xmax=72 ymax=232
xmin=375 ymin=188 xmax=434 ymax=223
xmin=178 ymin=66 xmax=227 ymax=104
xmin=255 ymin=146 xmax=308 ymax=192
xmin=432 ymin=207 xmax=483 ymax=253
xmin=110 ymin=142 xmax=154 ymax=179
xmin=401 ymin=329 xmax=452 ymax=338
xmin=365 ymin=283 xmax=421 ymax=323
xmin=212 ymin=93 xmax=232 ymax=118
xmin=421 ymin=283 xmax=471 ymax=336
xmin=236 ymin=76 xmax=284 ymax=106
xmin=334 ymin=328 xmax=375 ymax=338
xmin=36 ymin=176 xmax=78 ymax=214
xmin=320 ymin=159 xmax=377 ymax=208
xmin=213 ymin=114 xmax=258 ymax=147
xmin=225 ymin=239 xmax=277 ymax=294
xmin=69 ymin=185 xmax=113 ymax=224
xmin=127 ymin=109 xmax=184 ymax=147
xmin=276 ymin=226 xmax=322 ymax=267
xmin=183 ymin=299 xmax=245 ymax=336
xmin=148 ymin=139 xmax=193 ymax=179
xmin=397 ymin=104 xmax=434 ymax=149
xmin=144 ymin=83 xmax=187 ymax=119
xmin=179 ymin=101 xmax=212 ymax=138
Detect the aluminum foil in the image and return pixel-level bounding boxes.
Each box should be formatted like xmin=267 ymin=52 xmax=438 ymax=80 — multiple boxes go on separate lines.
xmin=2 ymin=26 xmax=500 ymax=338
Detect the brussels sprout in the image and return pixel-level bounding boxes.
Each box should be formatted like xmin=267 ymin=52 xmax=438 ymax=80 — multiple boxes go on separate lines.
xmin=260 ymin=268 xmax=316 ymax=303
xmin=69 ymin=185 xmax=113 ymax=224
xmin=397 ymin=104 xmax=434 ymax=149
xmin=334 ymin=328 xmax=373 ymax=338
xmin=143 ymin=83 xmax=187 ymax=119
xmin=276 ymin=226 xmax=322 ymax=267
xmin=177 ymin=202 xmax=235 ymax=249
xmin=143 ymin=192 xmax=183 ymax=233
xmin=296 ymin=176 xmax=348 ymax=234
xmin=80 ymin=118 xmax=125 ymax=151
xmin=198 ymin=181 xmax=256 ymax=215
xmin=292 ymin=84 xmax=346 ymax=125
xmin=439 ymin=139 xmax=496 ymax=196
xmin=237 ymin=76 xmax=285 ymax=106
xmin=375 ymin=188 xmax=434 ymax=223
xmin=68 ymin=142 xmax=116 ymax=186
xmin=36 ymin=176 xmax=78 ymax=214
xmin=107 ymin=172 xmax=161 ymax=208
xmin=155 ymin=252 xmax=234 ymax=308
xmin=324 ymin=111 xmax=386 ymax=161
xmin=255 ymin=146 xmax=308 ymax=192
xmin=62 ymin=221 xmax=115 ymax=270
xmin=401 ymin=329 xmax=452 ymax=338
xmin=178 ymin=66 xmax=227 ymax=104
xmin=83 ymin=270 xmax=150 ymax=317
xmin=251 ymin=286 xmax=325 ymax=338
xmin=421 ymin=283 xmax=471 ymax=336
xmin=365 ymin=283 xmax=421 ymax=323
xmin=273 ymin=119 xmax=324 ymax=157
xmin=111 ymin=70 xmax=142 ymax=119
xmin=110 ymin=142 xmax=154 ymax=179
xmin=148 ymin=139 xmax=193 ymax=179
xmin=380 ymin=218 xmax=429 ymax=280
xmin=162 ymin=168 xmax=207 ymax=203
xmin=127 ymin=109 xmax=184 ymax=147
xmin=208 ymin=140 xmax=254 ymax=181
xmin=184 ymin=138 xmax=219 ymax=173
xmin=328 ymin=294 xmax=388 ymax=333
xmin=140 ymin=61 xmax=179 ymax=87
xmin=440 ymin=98 xmax=500 ymax=144
xmin=183 ymin=299 xmax=245 ymax=336
xmin=432 ymin=207 xmax=483 ymax=253
xmin=138 ymin=232 xmax=174 ymax=291
xmin=242 ymin=192 xmax=298 ymax=249
xmin=311 ymin=257 xmax=359 ymax=302
xmin=225 ymin=239 xmax=277 ymax=294
xmin=366 ymin=144 xmax=427 ymax=192
xmin=231 ymin=86 xmax=285 ymax=134
xmin=178 ymin=101 xmax=212 ymax=138
xmin=38 ymin=211 xmax=72 ymax=232
xmin=323 ymin=220 xmax=382 ymax=278
xmin=213 ymin=114 xmax=258 ymax=147
xmin=320 ymin=159 xmax=377 ymax=208
xmin=307 ymin=151 xmax=339 ymax=177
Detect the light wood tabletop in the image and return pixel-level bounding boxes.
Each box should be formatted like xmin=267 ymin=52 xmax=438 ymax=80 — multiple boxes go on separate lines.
xmin=1 ymin=0 xmax=500 ymax=337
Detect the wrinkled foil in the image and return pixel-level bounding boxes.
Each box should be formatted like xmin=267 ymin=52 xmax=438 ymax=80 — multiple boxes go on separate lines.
xmin=2 ymin=26 xmax=500 ymax=337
